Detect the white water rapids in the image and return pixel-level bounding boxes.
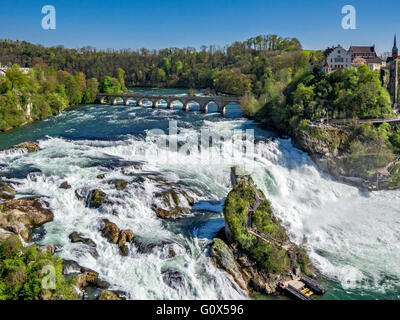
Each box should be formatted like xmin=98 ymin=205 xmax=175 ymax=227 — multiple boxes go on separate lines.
xmin=1 ymin=109 xmax=399 ymax=300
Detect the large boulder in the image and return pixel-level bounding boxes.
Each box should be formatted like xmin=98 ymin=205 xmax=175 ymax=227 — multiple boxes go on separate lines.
xmin=86 ymin=189 xmax=108 ymax=208
xmin=0 ymin=199 xmax=54 ymax=241
xmin=59 ymin=181 xmax=72 ymax=189
xmin=151 ymin=189 xmax=194 ymax=219
xmin=69 ymin=232 xmax=97 ymax=247
xmin=101 ymin=219 xmax=120 ymax=244
xmin=118 ymin=229 xmax=134 ymax=256
xmin=37 ymin=244 xmax=56 ymax=254
xmin=101 ymin=219 xmax=134 ymax=256
xmin=109 ymin=179 xmax=128 ymax=191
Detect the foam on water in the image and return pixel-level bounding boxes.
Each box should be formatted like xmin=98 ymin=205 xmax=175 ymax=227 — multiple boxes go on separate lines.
xmin=1 ymin=109 xmax=399 ymax=299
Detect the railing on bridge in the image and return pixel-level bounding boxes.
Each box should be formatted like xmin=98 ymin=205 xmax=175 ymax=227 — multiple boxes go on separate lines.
xmin=95 ymin=93 xmax=242 ymax=114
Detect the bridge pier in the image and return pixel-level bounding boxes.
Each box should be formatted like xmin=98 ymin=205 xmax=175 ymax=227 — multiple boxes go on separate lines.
xmin=99 ymin=96 xmax=106 ymax=104
xmin=199 ymin=103 xmax=208 ymax=113
xmin=111 ymin=97 xmax=117 ymax=106
xmin=152 ymin=100 xmax=158 ymax=108
xmin=218 ymin=104 xmax=227 ymax=115
xmin=123 ymin=98 xmax=130 ymax=106
xmin=183 ymin=101 xmax=190 ymax=112
xmin=167 ymin=100 xmax=174 ymax=110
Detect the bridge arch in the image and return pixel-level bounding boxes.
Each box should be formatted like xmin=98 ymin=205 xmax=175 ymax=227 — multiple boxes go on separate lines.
xmin=183 ymin=100 xmax=202 ymax=112
xmin=138 ymin=98 xmax=156 ymax=107
xmin=167 ymin=99 xmax=184 ymax=110
xmin=204 ymin=100 xmax=219 ymax=113
xmin=154 ymin=98 xmax=168 ymax=108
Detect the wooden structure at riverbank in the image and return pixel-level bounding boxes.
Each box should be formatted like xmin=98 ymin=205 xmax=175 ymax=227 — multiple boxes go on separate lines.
xmin=280 ymin=275 xmax=326 ymax=300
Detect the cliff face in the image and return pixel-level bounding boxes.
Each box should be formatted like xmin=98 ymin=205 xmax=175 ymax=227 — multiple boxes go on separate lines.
xmin=210 ymin=167 xmax=316 ymax=295
xmin=294 ymin=124 xmax=399 ymax=190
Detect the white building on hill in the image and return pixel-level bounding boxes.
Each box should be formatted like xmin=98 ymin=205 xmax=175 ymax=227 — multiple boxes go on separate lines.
xmin=322 ymin=45 xmax=352 ymax=72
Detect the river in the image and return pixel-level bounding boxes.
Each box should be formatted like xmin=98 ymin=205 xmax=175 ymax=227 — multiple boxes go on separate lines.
xmin=0 ymin=88 xmax=399 ymax=300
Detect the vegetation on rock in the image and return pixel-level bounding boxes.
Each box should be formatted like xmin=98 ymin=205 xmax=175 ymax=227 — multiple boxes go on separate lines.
xmin=210 ymin=167 xmax=315 ymax=295
xmin=0 ymin=235 xmax=77 ymax=300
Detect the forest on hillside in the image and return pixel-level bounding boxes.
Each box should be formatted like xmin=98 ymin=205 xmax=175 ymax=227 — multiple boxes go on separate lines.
xmin=0 ymin=35 xmax=304 ymax=95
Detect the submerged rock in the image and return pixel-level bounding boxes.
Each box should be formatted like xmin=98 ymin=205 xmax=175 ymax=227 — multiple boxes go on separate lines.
xmin=69 ymin=232 xmax=98 ymax=257
xmin=62 ymin=259 xmax=110 ymax=290
xmin=86 ymin=189 xmax=108 ymax=208
xmin=0 ymin=182 xmax=15 ymax=200
xmin=152 ymin=206 xmax=190 ymax=219
xmin=59 ymin=181 xmax=72 ymax=189
xmin=109 ymin=179 xmax=128 ymax=191
xmin=69 ymin=232 xmax=97 ymax=247
xmin=161 ymin=269 xmax=185 ymax=292
xmin=12 ymin=141 xmax=41 ymax=153
xmin=0 ymin=228 xmax=14 ymax=241
xmin=0 ymin=199 xmax=54 ymax=241
xmin=101 ymin=219 xmax=134 ymax=256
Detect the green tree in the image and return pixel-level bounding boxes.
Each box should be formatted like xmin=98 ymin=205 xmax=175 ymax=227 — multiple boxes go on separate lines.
xmin=100 ymin=76 xmax=121 ymax=94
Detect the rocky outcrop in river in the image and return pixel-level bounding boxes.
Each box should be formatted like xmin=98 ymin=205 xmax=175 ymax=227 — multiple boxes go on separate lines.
xmin=152 ymin=189 xmax=194 ymax=219
xmin=101 ymin=219 xmax=134 ymax=256
xmin=209 ymin=167 xmax=318 ymax=296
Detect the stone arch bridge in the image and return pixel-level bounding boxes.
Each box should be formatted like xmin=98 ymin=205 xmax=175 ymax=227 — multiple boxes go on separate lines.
xmin=96 ymin=93 xmax=242 ymax=114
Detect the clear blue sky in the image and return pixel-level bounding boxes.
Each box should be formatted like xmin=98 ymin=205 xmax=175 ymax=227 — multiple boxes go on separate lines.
xmin=0 ymin=0 xmax=398 ymax=54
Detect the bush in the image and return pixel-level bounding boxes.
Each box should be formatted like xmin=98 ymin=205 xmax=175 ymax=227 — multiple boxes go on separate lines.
xmin=0 ymin=236 xmax=77 ymax=300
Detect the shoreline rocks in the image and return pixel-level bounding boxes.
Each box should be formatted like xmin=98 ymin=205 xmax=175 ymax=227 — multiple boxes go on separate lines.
xmin=98 ymin=290 xmax=125 ymax=300
xmin=0 ymin=199 xmax=54 ymax=241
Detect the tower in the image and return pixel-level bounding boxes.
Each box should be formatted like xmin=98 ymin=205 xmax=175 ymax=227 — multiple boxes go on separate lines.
xmin=393 ymin=34 xmax=398 ymax=60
